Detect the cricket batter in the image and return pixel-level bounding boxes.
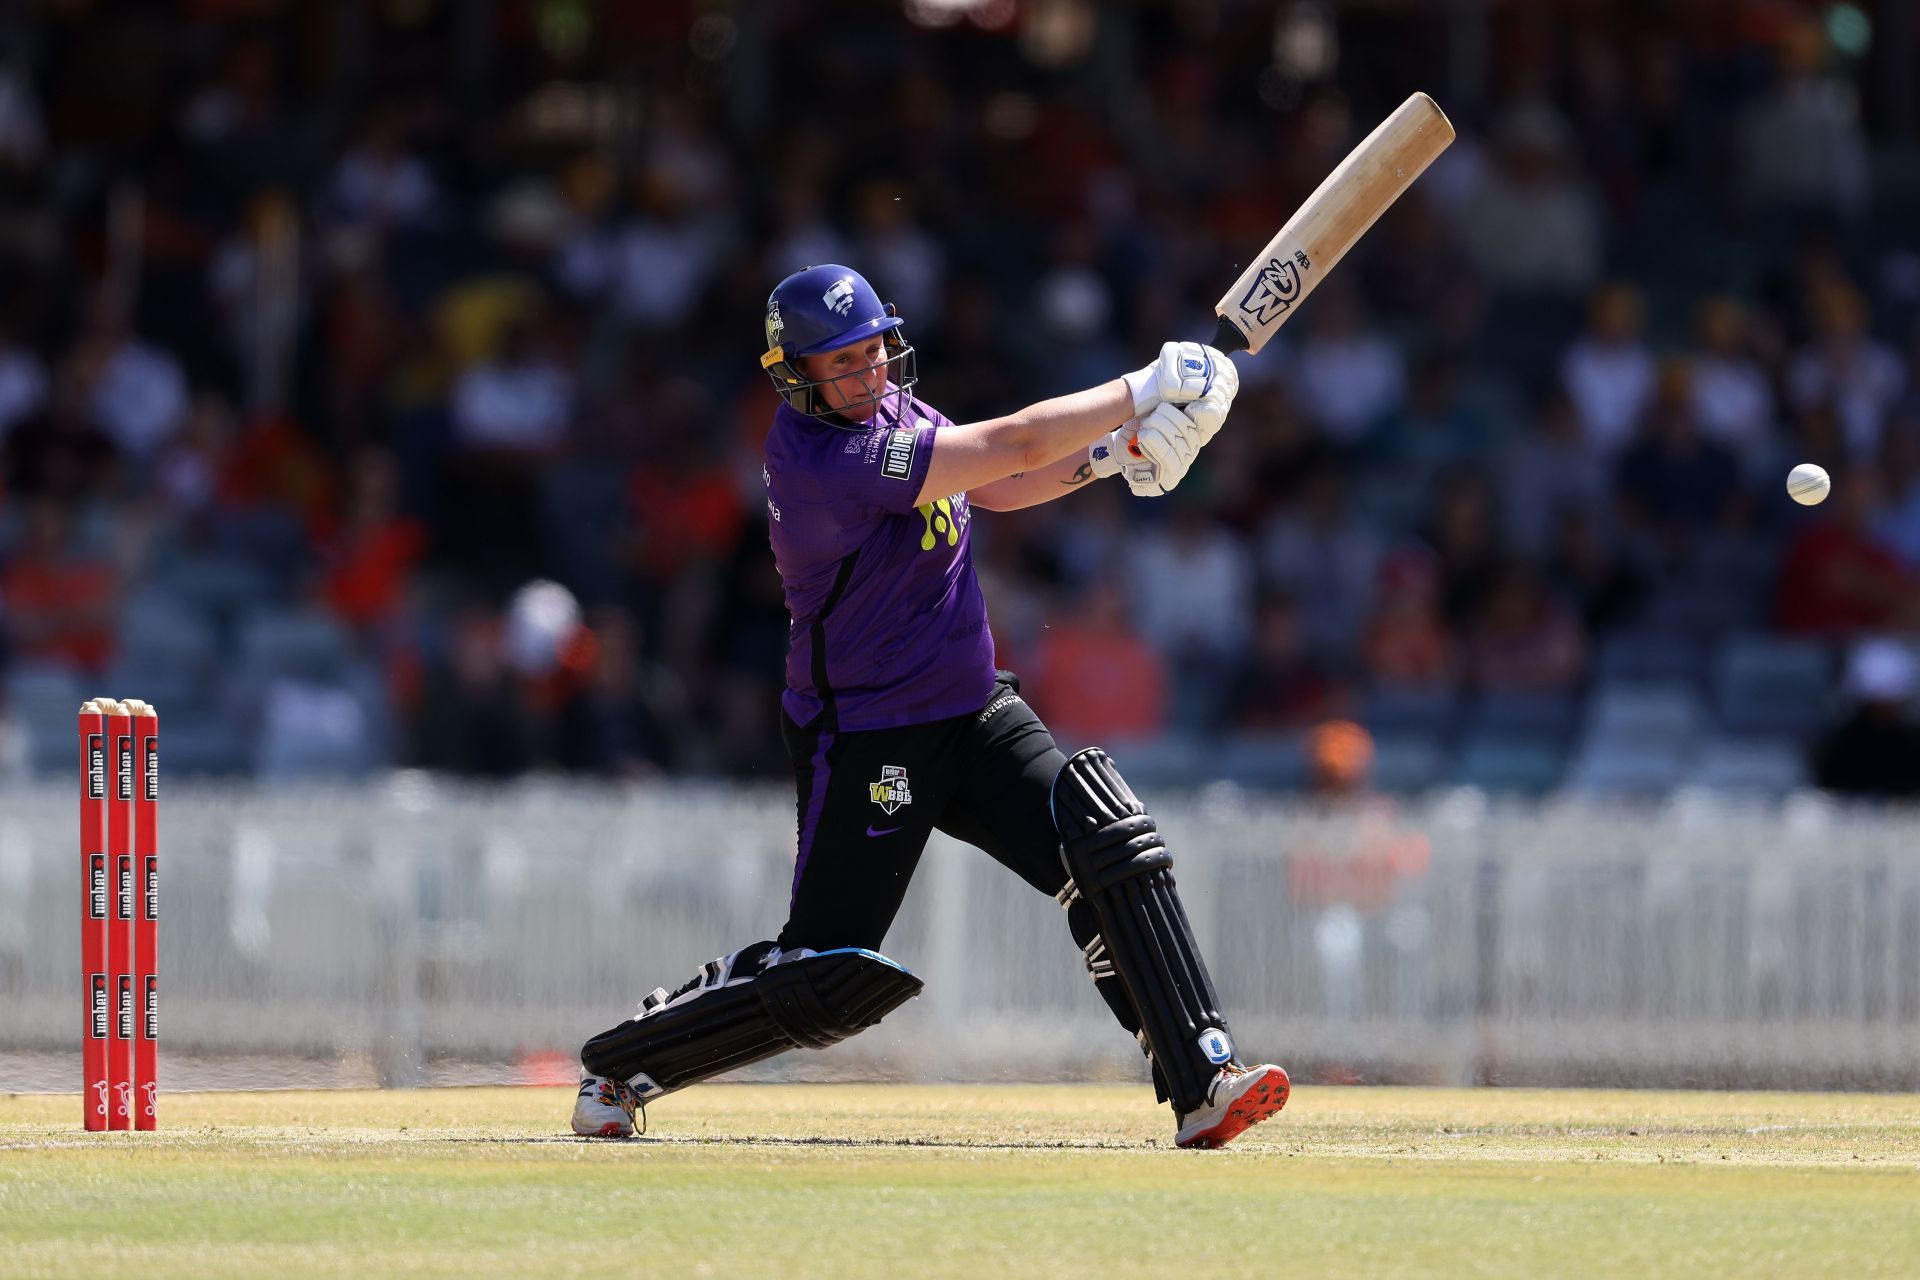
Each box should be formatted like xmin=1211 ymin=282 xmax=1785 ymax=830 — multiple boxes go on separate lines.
xmin=572 ymin=265 xmax=1289 ymax=1148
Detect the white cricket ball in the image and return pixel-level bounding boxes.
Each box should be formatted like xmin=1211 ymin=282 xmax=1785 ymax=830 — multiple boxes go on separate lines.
xmin=1787 ymin=462 xmax=1830 ymax=506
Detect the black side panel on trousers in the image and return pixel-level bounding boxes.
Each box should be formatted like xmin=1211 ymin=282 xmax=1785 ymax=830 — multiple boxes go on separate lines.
xmin=580 ymin=949 xmax=923 ymax=1098
xmin=1053 ymin=748 xmax=1228 ymax=1115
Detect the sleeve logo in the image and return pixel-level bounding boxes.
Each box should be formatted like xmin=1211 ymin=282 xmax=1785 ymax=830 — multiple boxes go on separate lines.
xmin=880 ymin=426 xmax=917 ymax=480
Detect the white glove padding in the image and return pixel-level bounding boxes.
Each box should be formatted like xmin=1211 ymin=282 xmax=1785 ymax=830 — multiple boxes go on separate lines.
xmin=1120 ymin=402 xmax=1204 ymax=497
xmin=1182 ymin=383 xmax=1234 ymax=447
xmin=1121 ymin=341 xmax=1227 ymax=417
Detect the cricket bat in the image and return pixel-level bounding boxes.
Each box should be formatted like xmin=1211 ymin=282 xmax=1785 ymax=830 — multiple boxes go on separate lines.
xmin=1210 ymin=92 xmax=1455 ymax=355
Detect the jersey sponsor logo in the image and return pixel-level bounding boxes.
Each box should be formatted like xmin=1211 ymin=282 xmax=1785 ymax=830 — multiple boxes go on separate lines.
xmin=1237 ymin=249 xmax=1311 ymax=327
xmin=869 ymin=765 xmax=913 ymax=815
xmin=915 ymin=495 xmax=968 ymax=550
xmin=880 ymin=426 xmax=917 ymax=480
xmin=824 ymin=277 xmax=856 ymax=316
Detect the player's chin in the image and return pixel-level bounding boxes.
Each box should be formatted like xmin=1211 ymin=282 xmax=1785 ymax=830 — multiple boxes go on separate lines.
xmin=836 ymin=400 xmax=883 ymax=424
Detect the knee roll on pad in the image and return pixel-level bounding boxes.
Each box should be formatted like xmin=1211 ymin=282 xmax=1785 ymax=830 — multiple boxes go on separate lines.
xmin=1053 ymin=747 xmax=1231 ymax=1115
xmin=580 ymin=945 xmax=923 ymax=1100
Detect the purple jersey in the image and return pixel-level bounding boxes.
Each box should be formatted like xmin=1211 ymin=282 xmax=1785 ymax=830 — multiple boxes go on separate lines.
xmin=764 ymin=392 xmax=997 ymax=731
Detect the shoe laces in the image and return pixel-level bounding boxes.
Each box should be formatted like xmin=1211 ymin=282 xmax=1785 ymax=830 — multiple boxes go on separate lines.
xmin=601 ymin=1077 xmax=648 ymax=1135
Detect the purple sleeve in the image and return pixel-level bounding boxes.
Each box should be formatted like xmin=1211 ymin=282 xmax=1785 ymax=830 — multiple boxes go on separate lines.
xmin=820 ymin=417 xmax=938 ymax=517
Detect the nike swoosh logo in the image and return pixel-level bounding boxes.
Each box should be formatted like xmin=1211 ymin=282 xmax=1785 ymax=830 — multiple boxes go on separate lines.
xmin=866 ymin=824 xmax=903 ymax=838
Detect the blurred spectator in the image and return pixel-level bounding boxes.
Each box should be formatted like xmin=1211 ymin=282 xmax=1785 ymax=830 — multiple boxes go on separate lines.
xmin=326 ymin=111 xmax=437 ymax=236
xmin=450 ymin=315 xmax=575 ymax=453
xmin=852 ymin=180 xmax=944 ymax=329
xmin=1465 ymin=562 xmax=1586 ymax=695
xmin=1291 ymin=285 xmax=1405 ymax=447
xmin=0 ymin=498 xmax=117 ymax=675
xmin=1421 ymin=467 xmax=1500 ymax=624
xmin=1545 ymin=508 xmax=1647 ymax=635
xmin=563 ymin=168 xmax=727 ymax=330
xmin=1362 ymin=548 xmax=1455 ymax=691
xmin=318 ymin=448 xmax=425 ymax=635
xmin=1130 ymin=501 xmax=1254 ymax=725
xmin=1453 ymin=102 xmax=1601 ymax=297
xmin=0 ymin=66 xmax=45 ymax=171
xmin=1775 ymin=471 xmax=1920 ymax=635
xmin=1614 ymin=365 xmax=1742 ymax=541
xmin=1027 ymin=580 xmax=1167 ymax=744
xmin=1258 ymin=466 xmax=1381 ymax=655
xmin=1686 ymin=296 xmax=1775 ymax=463
xmin=1811 ymin=640 xmax=1920 ymax=797
xmin=69 ymin=300 xmax=188 ymax=461
xmin=153 ymin=392 xmax=237 ymax=523
xmin=1226 ymin=594 xmax=1349 ymax=731
xmin=570 ymin=607 xmax=673 ymax=777
xmin=1561 ymin=283 xmax=1655 ymax=456
xmin=1873 ymin=420 xmax=1920 ymax=571
xmin=1736 ymin=19 xmax=1869 ymax=220
xmin=1787 ymin=284 xmax=1904 ymax=458
xmin=1304 ymin=720 xmax=1375 ymax=799
xmin=0 ymin=323 xmax=47 ymax=440
xmin=1503 ymin=386 xmax=1609 ymax=555
xmin=412 ymin=604 xmax=533 ymax=776
xmin=764 ymin=180 xmax=850 ymax=280
xmin=1370 ymin=352 xmax=1491 ymax=485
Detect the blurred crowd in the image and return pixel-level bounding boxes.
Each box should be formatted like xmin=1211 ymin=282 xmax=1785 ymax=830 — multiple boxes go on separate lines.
xmin=0 ymin=0 xmax=1918 ymax=794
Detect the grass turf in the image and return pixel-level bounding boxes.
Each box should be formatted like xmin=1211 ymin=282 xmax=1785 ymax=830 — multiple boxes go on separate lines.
xmin=3 ymin=1084 xmax=1919 ymax=1279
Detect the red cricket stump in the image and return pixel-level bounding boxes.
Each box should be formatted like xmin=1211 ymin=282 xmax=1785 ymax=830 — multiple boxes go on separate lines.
xmin=105 ymin=700 xmax=135 ymax=1130
xmin=129 ymin=700 xmax=159 ymax=1130
xmin=78 ymin=700 xmax=110 ymax=1131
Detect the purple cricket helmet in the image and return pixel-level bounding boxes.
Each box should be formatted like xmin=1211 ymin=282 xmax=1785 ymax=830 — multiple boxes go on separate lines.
xmin=760 ymin=264 xmax=917 ymax=424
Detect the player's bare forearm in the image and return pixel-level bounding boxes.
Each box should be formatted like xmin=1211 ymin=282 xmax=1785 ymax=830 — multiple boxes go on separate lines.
xmin=968 ymin=451 xmax=1106 ymax=511
xmin=915 ymin=380 xmax=1131 ymax=505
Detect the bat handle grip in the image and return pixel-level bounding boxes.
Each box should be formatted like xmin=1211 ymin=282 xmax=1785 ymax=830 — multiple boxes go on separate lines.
xmin=1210 ymin=313 xmax=1251 ymax=356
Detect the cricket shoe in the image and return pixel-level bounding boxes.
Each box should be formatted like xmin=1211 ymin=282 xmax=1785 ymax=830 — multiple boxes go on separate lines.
xmin=571 ymin=1074 xmax=643 ymax=1138
xmin=1174 ymin=1062 xmax=1290 ymax=1149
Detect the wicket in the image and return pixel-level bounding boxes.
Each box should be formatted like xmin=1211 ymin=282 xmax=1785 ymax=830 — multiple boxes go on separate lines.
xmin=79 ymin=698 xmax=159 ymax=1132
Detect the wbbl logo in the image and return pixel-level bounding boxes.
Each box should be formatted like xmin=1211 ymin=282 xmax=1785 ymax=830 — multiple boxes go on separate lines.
xmin=89 ymin=974 xmax=108 ymax=1040
xmin=88 ymin=853 xmax=107 ymax=921
xmin=869 ymin=765 xmax=913 ymax=815
xmin=1237 ymin=249 xmax=1312 ymax=327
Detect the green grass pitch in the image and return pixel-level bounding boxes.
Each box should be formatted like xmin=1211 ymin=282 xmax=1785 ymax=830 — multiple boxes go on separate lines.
xmin=4 ymin=1084 xmax=1919 ymax=1278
